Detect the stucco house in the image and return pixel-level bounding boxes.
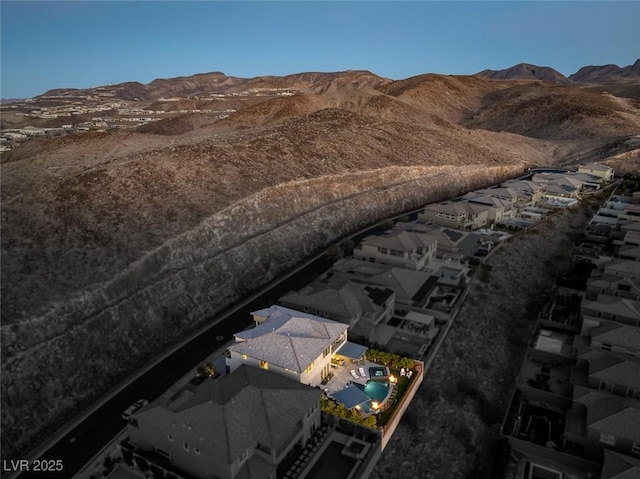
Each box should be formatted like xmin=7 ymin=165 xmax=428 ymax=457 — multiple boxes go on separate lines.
xmin=127 ymin=365 xmax=322 ymax=479
xmin=604 ymin=259 xmax=640 ymax=281
xmin=461 ymin=191 xmax=514 ymax=224
xmin=586 ymin=272 xmax=640 ymax=302
xmin=589 ymin=322 xmax=640 ymax=358
xmin=226 ymin=306 xmax=349 ymax=387
xmin=501 ymin=179 xmax=544 ymax=204
xmin=618 ymin=204 xmax=640 ymax=223
xmin=353 ymin=229 xmax=437 ymax=271
xmin=581 ymin=295 xmax=640 ymax=328
xmin=576 ymin=350 xmax=640 ymax=400
xmin=418 ymin=201 xmax=490 ymax=230
xmin=330 ymin=258 xmax=438 ymax=311
xmin=565 ymin=390 xmax=640 ymax=462
xmin=279 ymin=275 xmax=395 ymax=342
xmin=600 ymin=449 xmax=640 ymax=478
xmin=578 ymin=164 xmax=615 ymax=183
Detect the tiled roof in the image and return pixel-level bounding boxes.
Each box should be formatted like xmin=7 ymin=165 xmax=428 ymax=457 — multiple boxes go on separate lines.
xmin=134 ymin=365 xmax=321 ymax=465
xmin=502 ymin=179 xmax=543 ymax=192
xmin=476 ymin=187 xmax=523 ymax=200
xmin=230 ymin=306 xmax=348 ymax=372
xmin=601 ymin=450 xmax=640 ymax=479
xmin=587 ymin=397 xmax=640 ymax=442
xmin=605 ymin=259 xmax=640 ymax=278
xmin=591 ymin=322 xmax=640 ymax=351
xmin=331 ymin=258 xmax=434 ymax=301
xmin=423 ymin=201 xmax=490 ymax=216
xmin=583 ymin=351 xmax=640 ymax=390
xmin=582 ymin=295 xmax=640 ymax=319
xmin=462 ymin=192 xmax=512 ymax=208
xmin=360 ymin=230 xmax=437 ymax=252
xmin=280 ymin=278 xmax=393 ymax=320
xmin=591 ymin=360 xmax=640 ymax=390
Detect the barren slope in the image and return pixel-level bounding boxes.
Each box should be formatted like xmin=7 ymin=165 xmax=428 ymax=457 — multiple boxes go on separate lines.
xmin=464 ymin=82 xmax=640 ymax=156
xmin=2 ymin=70 xmax=639 ymax=459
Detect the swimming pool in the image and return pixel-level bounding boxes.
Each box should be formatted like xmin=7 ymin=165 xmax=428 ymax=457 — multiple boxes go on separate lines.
xmin=356 ymin=380 xmax=392 ymax=403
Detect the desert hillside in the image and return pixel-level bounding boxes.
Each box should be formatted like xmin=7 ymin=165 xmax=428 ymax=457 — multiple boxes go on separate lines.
xmin=2 ymin=69 xmax=640 ymax=458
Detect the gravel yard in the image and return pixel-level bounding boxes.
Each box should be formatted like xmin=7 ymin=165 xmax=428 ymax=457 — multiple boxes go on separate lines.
xmin=371 ymin=206 xmax=591 ymax=479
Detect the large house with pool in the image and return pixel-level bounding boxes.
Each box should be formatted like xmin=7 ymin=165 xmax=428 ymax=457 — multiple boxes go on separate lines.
xmin=226 ymin=305 xmax=354 ymax=387
xmin=226 ymin=306 xmax=414 ymax=425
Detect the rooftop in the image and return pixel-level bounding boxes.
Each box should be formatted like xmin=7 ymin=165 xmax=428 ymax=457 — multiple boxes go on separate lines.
xmin=133 ymin=365 xmax=321 ymax=464
xmin=230 ymin=305 xmax=348 ymax=372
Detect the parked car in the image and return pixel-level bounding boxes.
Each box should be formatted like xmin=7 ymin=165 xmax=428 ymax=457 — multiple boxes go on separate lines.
xmin=122 ymin=399 xmax=149 ymax=421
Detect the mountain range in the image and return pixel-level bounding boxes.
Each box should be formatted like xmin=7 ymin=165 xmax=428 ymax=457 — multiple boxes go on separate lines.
xmin=1 ymin=59 xmax=640 ymax=460
xmin=476 ymin=59 xmax=640 ymax=85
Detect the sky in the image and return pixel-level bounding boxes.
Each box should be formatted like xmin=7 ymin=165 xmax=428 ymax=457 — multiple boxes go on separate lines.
xmin=1 ymin=1 xmax=639 ymax=99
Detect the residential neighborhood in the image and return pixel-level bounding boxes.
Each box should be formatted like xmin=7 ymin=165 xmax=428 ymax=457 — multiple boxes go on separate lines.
xmin=71 ymin=163 xmax=640 ymax=479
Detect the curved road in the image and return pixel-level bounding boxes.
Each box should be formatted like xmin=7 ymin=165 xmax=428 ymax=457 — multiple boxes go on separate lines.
xmin=9 ymin=254 xmax=334 ymax=479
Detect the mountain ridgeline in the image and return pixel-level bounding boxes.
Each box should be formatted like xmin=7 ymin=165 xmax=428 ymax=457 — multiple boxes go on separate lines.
xmin=1 ymin=60 xmax=640 ymax=458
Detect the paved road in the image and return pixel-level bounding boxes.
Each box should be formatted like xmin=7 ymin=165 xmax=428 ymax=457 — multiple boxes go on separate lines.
xmin=8 ymin=255 xmax=334 ymax=479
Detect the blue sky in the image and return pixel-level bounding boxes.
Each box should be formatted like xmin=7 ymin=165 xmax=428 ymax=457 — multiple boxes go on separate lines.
xmin=1 ymin=1 xmax=638 ymax=99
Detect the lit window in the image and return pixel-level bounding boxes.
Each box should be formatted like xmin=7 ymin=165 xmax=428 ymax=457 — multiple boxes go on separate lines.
xmin=242 ymin=354 xmax=248 ymax=360
xmin=259 ymin=360 xmax=268 ymax=370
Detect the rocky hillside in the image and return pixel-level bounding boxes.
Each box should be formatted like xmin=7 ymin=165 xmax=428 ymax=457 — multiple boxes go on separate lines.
xmin=464 ymin=82 xmax=640 ymax=140
xmin=2 ymin=68 xmax=640 ymax=458
xmin=476 ymin=63 xmax=570 ymax=84
xmin=569 ymin=59 xmax=640 ymax=84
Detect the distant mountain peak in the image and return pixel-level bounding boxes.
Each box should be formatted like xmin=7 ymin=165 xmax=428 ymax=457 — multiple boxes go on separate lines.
xmin=569 ymin=59 xmax=640 ymax=84
xmin=475 ymin=63 xmax=570 ymax=84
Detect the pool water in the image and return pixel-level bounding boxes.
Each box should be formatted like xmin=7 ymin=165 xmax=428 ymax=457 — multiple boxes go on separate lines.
xmin=356 ymin=380 xmax=390 ymax=402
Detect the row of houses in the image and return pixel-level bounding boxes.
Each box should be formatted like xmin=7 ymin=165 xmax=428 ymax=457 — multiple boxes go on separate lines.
xmin=419 ymin=166 xmax=614 ymax=231
xmin=501 ymin=183 xmax=640 ymax=478
xmin=97 ymin=163 xmax=617 ymax=479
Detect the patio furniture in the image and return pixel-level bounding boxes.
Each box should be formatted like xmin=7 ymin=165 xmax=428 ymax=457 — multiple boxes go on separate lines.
xmin=358 ymin=367 xmax=366 ymax=378
xmin=350 ymin=369 xmax=360 ymax=380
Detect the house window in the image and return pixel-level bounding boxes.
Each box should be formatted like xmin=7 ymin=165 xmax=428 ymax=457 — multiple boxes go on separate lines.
xmin=599 ymin=432 xmax=617 ymax=446
xmin=259 ymin=360 xmax=269 ymax=370
xmin=379 ymin=248 xmax=388 ymax=254
xmin=632 ymin=442 xmax=640 ymax=455
xmin=601 ymin=343 xmax=612 ymax=351
xmin=305 ymin=360 xmax=316 ymax=374
xmin=242 ymin=354 xmax=248 ymax=360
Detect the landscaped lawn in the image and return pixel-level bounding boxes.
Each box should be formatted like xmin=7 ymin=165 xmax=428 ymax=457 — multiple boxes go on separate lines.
xmin=376 ymin=370 xmax=411 ymax=428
